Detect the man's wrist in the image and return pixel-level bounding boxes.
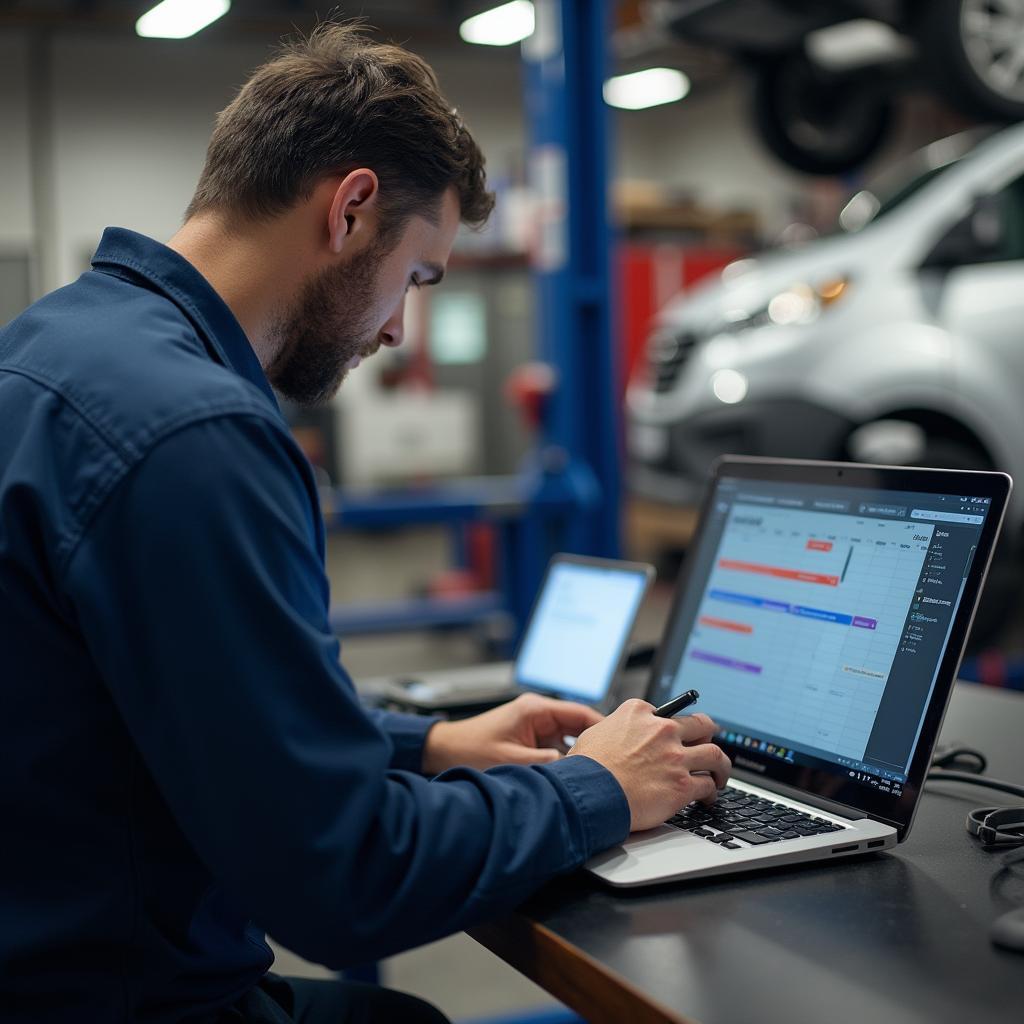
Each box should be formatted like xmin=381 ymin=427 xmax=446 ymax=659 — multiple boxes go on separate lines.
xmin=422 ymin=719 xmax=458 ymax=776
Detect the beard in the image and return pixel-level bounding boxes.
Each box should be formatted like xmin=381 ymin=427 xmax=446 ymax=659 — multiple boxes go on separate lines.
xmin=266 ymin=237 xmax=388 ymax=407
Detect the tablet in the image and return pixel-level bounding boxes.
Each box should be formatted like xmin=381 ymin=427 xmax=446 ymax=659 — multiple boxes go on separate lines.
xmin=514 ymin=554 xmax=655 ymax=704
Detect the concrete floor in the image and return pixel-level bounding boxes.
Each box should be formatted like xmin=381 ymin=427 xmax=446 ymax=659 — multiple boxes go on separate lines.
xmin=268 ymin=933 xmax=561 ymax=1022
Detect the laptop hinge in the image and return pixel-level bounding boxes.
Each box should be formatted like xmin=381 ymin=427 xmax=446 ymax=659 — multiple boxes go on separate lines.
xmin=733 ymin=767 xmax=868 ymax=820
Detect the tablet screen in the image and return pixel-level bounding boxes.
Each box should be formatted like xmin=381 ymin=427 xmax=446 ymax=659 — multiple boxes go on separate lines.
xmin=515 ymin=558 xmax=650 ymax=703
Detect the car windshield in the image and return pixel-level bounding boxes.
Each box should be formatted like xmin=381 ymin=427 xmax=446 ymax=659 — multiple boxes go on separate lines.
xmin=835 ymin=128 xmax=995 ymax=234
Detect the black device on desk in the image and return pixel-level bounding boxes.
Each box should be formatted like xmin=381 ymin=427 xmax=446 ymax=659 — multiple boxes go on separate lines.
xmin=588 ymin=457 xmax=1012 ymax=887
xmin=375 ymin=553 xmax=655 ymax=714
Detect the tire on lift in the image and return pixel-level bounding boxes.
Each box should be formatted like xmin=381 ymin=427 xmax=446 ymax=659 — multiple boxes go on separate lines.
xmin=750 ymin=48 xmax=894 ymax=175
xmin=914 ymin=0 xmax=1024 ymax=123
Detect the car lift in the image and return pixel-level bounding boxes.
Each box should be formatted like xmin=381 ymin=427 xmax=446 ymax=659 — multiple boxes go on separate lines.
xmin=327 ymin=0 xmax=621 ymax=647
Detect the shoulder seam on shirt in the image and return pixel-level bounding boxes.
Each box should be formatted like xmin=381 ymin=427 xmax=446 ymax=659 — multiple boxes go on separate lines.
xmin=0 ymin=363 xmax=136 ymax=463
xmin=57 ymin=407 xmax=296 ymax=580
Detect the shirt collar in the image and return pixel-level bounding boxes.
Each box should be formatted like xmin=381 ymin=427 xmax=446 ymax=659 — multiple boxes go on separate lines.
xmin=91 ymin=227 xmax=279 ymax=410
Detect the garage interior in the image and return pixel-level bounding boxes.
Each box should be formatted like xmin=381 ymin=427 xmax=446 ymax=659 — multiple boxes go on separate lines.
xmin=3 ymin=1 xmax=1024 ymax=1022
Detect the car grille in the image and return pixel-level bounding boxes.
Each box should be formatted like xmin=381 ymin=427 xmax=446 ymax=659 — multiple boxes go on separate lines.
xmin=648 ymin=329 xmax=698 ymax=393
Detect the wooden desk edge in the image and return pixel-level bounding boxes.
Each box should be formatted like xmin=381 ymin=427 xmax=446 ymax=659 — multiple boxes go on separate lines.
xmin=467 ymin=912 xmax=699 ymax=1024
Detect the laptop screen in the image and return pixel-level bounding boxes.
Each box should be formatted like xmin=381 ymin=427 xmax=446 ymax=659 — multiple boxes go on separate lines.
xmin=515 ymin=557 xmax=652 ymax=703
xmin=650 ymin=463 xmax=1008 ymax=823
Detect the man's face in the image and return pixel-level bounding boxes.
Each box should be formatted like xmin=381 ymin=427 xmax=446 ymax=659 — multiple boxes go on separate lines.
xmin=267 ymin=187 xmax=460 ymax=406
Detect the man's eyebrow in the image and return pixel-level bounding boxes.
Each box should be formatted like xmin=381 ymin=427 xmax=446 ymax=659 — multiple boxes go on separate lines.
xmin=420 ymin=263 xmax=445 ymax=286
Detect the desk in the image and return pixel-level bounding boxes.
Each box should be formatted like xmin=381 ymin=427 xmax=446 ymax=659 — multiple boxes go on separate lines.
xmin=468 ymin=684 xmax=1024 ymax=1024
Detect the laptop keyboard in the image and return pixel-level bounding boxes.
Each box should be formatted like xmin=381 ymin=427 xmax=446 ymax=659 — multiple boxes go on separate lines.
xmin=667 ymin=786 xmax=848 ymax=850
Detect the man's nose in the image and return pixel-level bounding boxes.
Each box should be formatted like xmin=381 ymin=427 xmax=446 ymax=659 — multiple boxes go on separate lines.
xmin=379 ymin=296 xmax=405 ymax=348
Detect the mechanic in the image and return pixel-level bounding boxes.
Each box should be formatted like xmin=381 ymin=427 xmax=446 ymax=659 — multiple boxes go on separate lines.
xmin=0 ymin=23 xmax=731 ymax=1024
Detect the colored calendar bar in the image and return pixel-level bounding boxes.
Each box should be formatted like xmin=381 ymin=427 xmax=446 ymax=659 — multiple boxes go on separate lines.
xmin=709 ymin=589 xmax=877 ymax=630
xmin=691 ymin=649 xmax=763 ymax=674
xmin=699 ymin=615 xmax=754 ymax=634
xmin=718 ymin=558 xmax=839 ymax=587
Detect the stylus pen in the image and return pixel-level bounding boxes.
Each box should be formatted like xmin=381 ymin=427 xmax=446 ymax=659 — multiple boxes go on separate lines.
xmin=654 ymin=689 xmax=700 ymax=718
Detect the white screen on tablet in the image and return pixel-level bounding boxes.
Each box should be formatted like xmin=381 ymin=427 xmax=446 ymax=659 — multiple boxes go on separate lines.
xmin=515 ymin=560 xmax=650 ymax=702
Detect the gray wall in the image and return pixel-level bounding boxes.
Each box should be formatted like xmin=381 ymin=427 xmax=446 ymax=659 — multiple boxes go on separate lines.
xmin=0 ymin=28 xmax=815 ymax=299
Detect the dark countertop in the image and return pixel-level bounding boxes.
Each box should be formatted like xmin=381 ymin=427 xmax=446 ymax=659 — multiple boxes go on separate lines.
xmin=473 ymin=684 xmax=1024 ymax=1024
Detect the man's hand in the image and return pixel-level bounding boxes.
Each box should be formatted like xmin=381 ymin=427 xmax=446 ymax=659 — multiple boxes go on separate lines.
xmin=422 ymin=693 xmax=603 ymax=775
xmin=567 ymin=699 xmax=731 ymax=832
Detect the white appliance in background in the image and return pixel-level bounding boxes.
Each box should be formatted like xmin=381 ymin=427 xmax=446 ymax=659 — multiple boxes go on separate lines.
xmin=334 ymin=389 xmax=481 ymax=487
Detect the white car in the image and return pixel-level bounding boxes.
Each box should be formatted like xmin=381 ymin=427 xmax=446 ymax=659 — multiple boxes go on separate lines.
xmin=627 ymin=124 xmax=1024 ymax=641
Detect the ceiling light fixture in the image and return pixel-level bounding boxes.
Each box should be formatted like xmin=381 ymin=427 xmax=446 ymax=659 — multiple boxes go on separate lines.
xmin=603 ymin=68 xmax=690 ymax=110
xmin=459 ymin=1 xmax=535 ymax=47
xmin=136 ymin=0 xmax=231 ymax=40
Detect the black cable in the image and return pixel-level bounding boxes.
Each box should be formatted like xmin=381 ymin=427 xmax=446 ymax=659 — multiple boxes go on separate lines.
xmin=925 ymin=763 xmax=1024 ymax=846
xmin=927 ymin=772 xmax=1024 ymax=848
xmin=931 ymin=745 xmax=988 ymax=774
xmin=924 ymin=752 xmax=1024 ymax=950
xmin=926 ymin=769 xmax=1024 ymax=800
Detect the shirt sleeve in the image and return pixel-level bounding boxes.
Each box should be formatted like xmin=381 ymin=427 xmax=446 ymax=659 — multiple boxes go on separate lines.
xmin=63 ymin=413 xmax=630 ymax=968
xmin=363 ymin=708 xmax=439 ymax=773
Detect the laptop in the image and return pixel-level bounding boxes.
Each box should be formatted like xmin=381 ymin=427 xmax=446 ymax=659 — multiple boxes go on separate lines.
xmin=587 ymin=456 xmax=1011 ymax=887
xmin=374 ymin=554 xmax=655 ymax=713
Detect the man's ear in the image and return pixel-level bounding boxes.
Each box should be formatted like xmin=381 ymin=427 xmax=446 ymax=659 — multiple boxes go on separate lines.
xmin=327 ymin=169 xmax=380 ymax=255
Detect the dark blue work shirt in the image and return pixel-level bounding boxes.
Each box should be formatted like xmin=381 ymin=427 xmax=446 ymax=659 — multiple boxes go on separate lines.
xmin=0 ymin=228 xmax=630 ymax=1022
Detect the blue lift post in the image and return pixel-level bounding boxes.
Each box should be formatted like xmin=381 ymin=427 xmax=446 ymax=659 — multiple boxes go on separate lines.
xmin=327 ymin=0 xmax=621 ymax=643
xmin=521 ymin=0 xmax=620 ymax=557
xmin=504 ymin=0 xmax=621 ymax=623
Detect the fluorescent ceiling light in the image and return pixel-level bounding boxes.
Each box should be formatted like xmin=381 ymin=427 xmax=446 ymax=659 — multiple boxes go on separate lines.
xmin=136 ymin=0 xmax=231 ymax=40
xmin=459 ymin=1 xmax=535 ymax=47
xmin=604 ymin=68 xmax=690 ymax=110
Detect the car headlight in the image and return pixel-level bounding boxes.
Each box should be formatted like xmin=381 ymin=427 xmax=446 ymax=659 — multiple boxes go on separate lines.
xmin=726 ymin=277 xmax=851 ymax=331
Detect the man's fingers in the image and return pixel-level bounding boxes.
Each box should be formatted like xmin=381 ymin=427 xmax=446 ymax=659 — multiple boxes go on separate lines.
xmin=672 ymin=712 xmax=719 ymax=745
xmin=683 ymin=742 xmax=732 ymax=790
xmin=519 ymin=695 xmax=604 ymax=738
xmin=689 ymin=773 xmax=720 ymax=806
xmin=529 ymin=747 xmax=562 ymax=764
xmin=499 ymin=742 xmax=561 ymax=765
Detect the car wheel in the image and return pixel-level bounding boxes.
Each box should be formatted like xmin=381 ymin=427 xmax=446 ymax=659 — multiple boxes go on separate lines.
xmin=916 ymin=0 xmax=1024 ymax=121
xmin=751 ymin=51 xmax=894 ymax=175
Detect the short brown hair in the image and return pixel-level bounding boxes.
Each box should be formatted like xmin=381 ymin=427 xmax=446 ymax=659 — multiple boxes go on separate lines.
xmin=185 ymin=22 xmax=494 ymax=232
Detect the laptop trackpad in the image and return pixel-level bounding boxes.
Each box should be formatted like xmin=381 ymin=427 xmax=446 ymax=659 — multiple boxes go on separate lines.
xmin=587 ymin=824 xmax=715 ymax=875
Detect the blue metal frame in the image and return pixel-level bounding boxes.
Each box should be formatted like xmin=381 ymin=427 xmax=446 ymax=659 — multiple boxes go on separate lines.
xmin=329 ymin=591 xmax=507 ymax=637
xmin=522 ymin=0 xmax=621 ymax=561
xmin=328 ymin=0 xmax=620 ymax=642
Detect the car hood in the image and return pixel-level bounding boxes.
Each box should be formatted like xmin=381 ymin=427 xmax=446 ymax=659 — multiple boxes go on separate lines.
xmin=656 ymin=227 xmax=889 ymax=330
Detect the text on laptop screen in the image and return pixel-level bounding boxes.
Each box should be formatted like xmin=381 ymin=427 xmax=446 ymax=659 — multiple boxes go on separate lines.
xmin=516 ymin=561 xmax=649 ymax=702
xmin=652 ymin=476 xmax=993 ymax=790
